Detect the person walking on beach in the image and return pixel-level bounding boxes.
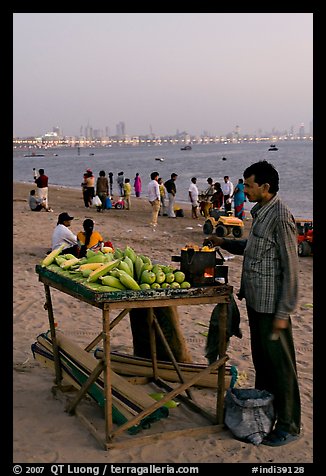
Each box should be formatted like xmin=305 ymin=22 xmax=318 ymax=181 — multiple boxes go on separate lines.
xmin=123 ymin=178 xmax=132 ymax=210
xmin=96 ymin=170 xmax=109 ymax=212
xmin=85 ymin=169 xmax=95 ymax=207
xmin=158 ymin=177 xmax=168 ymax=216
xmin=203 ymin=160 xmax=301 ymax=447
xmin=204 ymin=177 xmax=215 ymax=199
xmin=232 ymin=178 xmax=246 ymax=220
xmin=188 ymin=177 xmax=199 ymax=219
xmin=34 ymin=168 xmax=52 ymax=211
xmin=221 ymin=175 xmax=234 ymax=213
xmin=134 ymin=172 xmax=142 ymax=197
xmin=108 ymin=172 xmax=114 ymax=197
xmin=117 ymin=172 xmax=124 ymax=197
xmin=164 ymin=173 xmax=178 ymax=218
xmin=147 ymin=171 xmax=161 ymax=229
xmin=81 ymin=172 xmax=89 ymax=208
xmin=51 ymin=212 xmax=79 ymax=256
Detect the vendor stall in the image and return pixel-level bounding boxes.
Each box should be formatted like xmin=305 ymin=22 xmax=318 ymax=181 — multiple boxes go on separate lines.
xmin=35 ymin=263 xmax=233 ymax=450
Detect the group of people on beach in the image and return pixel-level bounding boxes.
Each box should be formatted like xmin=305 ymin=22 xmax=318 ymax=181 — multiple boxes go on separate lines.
xmin=80 ymin=169 xmax=142 ymax=211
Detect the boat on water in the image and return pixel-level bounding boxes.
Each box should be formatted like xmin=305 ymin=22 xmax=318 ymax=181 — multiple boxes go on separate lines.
xmin=181 ymin=145 xmax=192 ymax=151
xmin=268 ymin=144 xmax=278 ymax=151
xmin=155 ymin=157 xmax=164 ymax=162
xmin=24 ymin=152 xmax=45 ymax=157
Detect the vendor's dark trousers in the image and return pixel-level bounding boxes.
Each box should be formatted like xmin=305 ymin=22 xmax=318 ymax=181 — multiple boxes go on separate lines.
xmin=246 ymin=306 xmax=301 ymax=435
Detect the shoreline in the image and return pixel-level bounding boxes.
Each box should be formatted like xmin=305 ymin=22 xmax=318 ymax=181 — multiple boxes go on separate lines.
xmin=13 ymin=182 xmax=313 ymax=463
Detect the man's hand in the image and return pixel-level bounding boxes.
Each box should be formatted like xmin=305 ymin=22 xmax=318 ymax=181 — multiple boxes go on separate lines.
xmin=203 ymin=235 xmax=224 ymax=248
xmin=270 ymin=318 xmax=289 ymax=340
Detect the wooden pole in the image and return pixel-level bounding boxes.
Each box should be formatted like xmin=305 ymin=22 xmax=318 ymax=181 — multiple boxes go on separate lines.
xmin=147 ymin=308 xmax=158 ymax=380
xmin=102 ymin=308 xmax=113 ymax=442
xmin=44 ymin=284 xmax=62 ymax=385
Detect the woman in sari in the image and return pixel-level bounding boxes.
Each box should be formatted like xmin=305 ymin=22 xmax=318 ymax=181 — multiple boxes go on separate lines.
xmin=233 ymin=178 xmax=246 ymax=220
xmin=134 ymin=172 xmax=142 ymax=197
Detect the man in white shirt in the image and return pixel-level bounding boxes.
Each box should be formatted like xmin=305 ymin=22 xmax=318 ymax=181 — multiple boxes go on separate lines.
xmin=221 ymin=176 xmax=234 ymax=213
xmin=147 ymin=172 xmax=161 ymax=228
xmin=51 ymin=212 xmax=79 ymax=256
xmin=188 ymin=177 xmax=199 ymax=219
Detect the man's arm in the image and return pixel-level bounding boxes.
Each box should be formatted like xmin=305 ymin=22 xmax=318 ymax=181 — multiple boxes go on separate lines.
xmin=203 ymin=236 xmax=247 ymax=255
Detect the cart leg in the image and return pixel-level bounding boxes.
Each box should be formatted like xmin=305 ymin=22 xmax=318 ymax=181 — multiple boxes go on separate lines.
xmin=44 ymin=284 xmax=62 ymax=385
xmin=147 ymin=308 xmax=158 ymax=380
xmin=102 ymin=308 xmax=113 ymax=442
xmin=216 ymin=302 xmax=228 ymax=423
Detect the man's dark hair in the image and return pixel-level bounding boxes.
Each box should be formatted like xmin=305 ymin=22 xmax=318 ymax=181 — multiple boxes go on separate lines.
xmin=244 ymin=160 xmax=279 ymax=194
xmin=151 ymin=171 xmax=159 ymax=180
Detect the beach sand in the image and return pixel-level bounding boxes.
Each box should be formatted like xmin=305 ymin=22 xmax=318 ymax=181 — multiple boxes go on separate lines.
xmin=13 ymin=182 xmax=313 ymax=463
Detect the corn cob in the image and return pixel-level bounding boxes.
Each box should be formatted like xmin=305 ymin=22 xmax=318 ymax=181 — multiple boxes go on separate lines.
xmin=123 ymin=256 xmax=134 ymax=277
xmin=87 ymin=258 xmax=122 ymax=283
xmin=60 ymin=257 xmax=80 ymax=269
xmin=99 ymin=275 xmax=126 ymax=290
xmin=108 ymin=269 xmax=120 ymax=278
xmin=118 ymin=260 xmax=133 ymax=277
xmin=79 ymin=262 xmax=104 ymax=271
xmin=41 ymin=244 xmax=66 ymax=267
xmin=134 ymin=255 xmax=144 ymax=281
xmin=113 ymin=248 xmax=124 ymax=259
xmin=55 ymin=256 xmax=68 ymax=266
xmin=116 ymin=270 xmax=141 ymax=290
xmin=84 ymin=254 xmax=106 ymax=263
xmin=124 ymin=246 xmax=137 ymax=263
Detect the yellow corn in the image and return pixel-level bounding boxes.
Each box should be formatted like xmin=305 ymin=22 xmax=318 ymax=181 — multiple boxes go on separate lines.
xmin=60 ymin=257 xmax=80 ymax=269
xmin=87 ymin=259 xmax=122 ymax=283
xmin=41 ymin=244 xmax=66 ymax=267
xmin=79 ymin=262 xmax=104 ymax=271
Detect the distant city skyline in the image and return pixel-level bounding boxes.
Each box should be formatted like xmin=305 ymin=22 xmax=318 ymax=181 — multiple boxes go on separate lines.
xmin=13 ymin=13 xmax=313 ymax=138
xmin=13 ymin=120 xmax=313 ymax=140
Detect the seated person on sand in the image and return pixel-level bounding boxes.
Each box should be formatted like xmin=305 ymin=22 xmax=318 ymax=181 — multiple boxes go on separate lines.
xmin=29 ymin=189 xmax=47 ymax=212
xmin=77 ymin=218 xmax=114 ymax=258
xmin=51 ymin=212 xmax=80 ymax=257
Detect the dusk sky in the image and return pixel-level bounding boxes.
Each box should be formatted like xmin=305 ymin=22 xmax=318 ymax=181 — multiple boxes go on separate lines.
xmin=13 ymin=13 xmax=313 ymax=138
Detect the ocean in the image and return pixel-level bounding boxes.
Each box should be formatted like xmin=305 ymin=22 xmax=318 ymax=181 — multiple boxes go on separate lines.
xmin=13 ymin=141 xmax=313 ymax=219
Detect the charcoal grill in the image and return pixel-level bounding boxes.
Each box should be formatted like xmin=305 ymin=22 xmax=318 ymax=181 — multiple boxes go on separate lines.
xmin=171 ymin=247 xmax=228 ymax=286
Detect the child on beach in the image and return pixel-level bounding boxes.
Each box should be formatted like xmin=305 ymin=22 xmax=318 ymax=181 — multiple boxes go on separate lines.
xmin=123 ymin=178 xmax=132 ymax=210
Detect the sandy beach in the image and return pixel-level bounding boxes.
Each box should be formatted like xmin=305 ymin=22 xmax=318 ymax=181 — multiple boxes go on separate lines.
xmin=13 ymin=182 xmax=313 ymax=464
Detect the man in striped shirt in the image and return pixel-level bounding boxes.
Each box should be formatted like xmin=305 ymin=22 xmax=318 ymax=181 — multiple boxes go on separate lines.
xmin=204 ymin=160 xmax=301 ymax=447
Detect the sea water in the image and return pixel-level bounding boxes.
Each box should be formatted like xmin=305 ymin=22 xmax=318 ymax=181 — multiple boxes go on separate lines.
xmin=13 ymin=141 xmax=313 ymax=219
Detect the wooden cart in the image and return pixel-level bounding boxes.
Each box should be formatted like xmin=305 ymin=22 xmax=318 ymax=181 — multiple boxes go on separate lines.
xmin=35 ymin=264 xmax=233 ymax=450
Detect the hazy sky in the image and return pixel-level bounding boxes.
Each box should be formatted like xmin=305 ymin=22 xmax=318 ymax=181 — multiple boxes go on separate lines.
xmin=13 ymin=13 xmax=313 ymax=137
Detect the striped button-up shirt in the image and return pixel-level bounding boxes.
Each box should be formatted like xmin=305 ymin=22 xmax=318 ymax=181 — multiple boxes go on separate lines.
xmin=223 ymin=194 xmax=298 ymax=319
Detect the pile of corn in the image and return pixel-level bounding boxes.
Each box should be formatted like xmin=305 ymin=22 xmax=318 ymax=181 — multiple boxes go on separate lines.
xmin=40 ymin=245 xmax=190 ymax=293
